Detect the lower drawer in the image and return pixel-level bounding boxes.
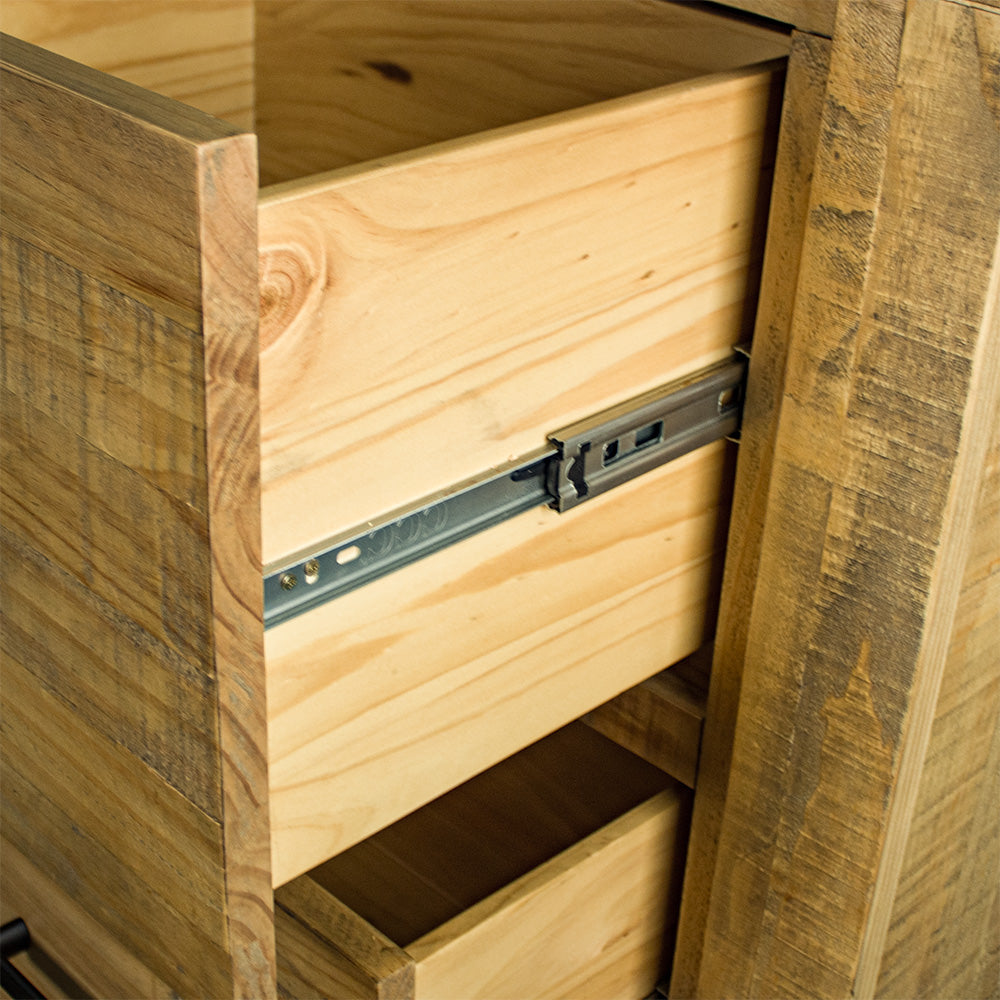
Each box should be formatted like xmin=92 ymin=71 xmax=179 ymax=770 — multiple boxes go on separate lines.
xmin=275 ymin=722 xmax=691 ymax=1000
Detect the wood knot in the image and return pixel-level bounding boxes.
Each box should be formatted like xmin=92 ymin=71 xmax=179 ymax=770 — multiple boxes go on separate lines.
xmin=259 ymin=245 xmax=322 ymax=352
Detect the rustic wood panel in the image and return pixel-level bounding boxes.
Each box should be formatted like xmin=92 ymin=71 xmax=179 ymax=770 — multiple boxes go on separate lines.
xmin=873 ymin=365 xmax=1000 ymax=997
xmin=267 ymin=442 xmax=734 ymax=885
xmin=687 ymin=0 xmax=1000 ymax=996
xmin=259 ymin=63 xmax=782 ymax=564
xmin=0 ymin=0 xmax=253 ymax=129
xmin=255 ymin=0 xmax=788 ymax=184
xmin=583 ymin=646 xmax=711 ymax=788
xmin=1 ymin=841 xmax=168 ymax=999
xmin=0 ymin=35 xmax=272 ymax=998
xmin=670 ymin=28 xmax=831 ymax=995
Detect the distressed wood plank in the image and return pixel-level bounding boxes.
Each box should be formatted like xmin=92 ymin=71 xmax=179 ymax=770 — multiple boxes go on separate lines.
xmin=0 ymin=35 xmax=272 ymax=997
xmin=268 ymin=443 xmax=734 ymax=885
xmin=875 ymin=396 xmax=1000 ymax=999
xmin=0 ymin=0 xmax=253 ymax=129
xmin=1 ymin=840 xmax=171 ymax=1000
xmin=690 ymin=1 xmax=1000 ymax=996
xmin=670 ymin=28 xmax=832 ymax=995
xmin=259 ymin=63 xmax=783 ymax=563
xmin=255 ymin=0 xmax=788 ymax=184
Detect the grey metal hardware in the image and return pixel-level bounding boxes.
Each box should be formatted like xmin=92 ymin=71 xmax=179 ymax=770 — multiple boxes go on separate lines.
xmin=263 ymin=348 xmax=748 ymax=629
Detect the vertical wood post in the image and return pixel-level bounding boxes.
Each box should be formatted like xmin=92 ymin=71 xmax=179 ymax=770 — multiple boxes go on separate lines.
xmin=674 ymin=0 xmax=1000 ymax=995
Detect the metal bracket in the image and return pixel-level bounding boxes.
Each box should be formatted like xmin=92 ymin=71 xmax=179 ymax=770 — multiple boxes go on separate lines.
xmin=263 ymin=348 xmax=748 ymax=628
xmin=547 ymin=354 xmax=746 ymax=511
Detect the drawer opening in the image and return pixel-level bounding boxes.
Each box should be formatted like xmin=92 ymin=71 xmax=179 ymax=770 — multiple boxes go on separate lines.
xmin=255 ymin=0 xmax=790 ymax=186
xmin=276 ymin=720 xmax=692 ymax=997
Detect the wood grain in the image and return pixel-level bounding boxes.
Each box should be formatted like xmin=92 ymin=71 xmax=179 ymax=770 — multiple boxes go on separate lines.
xmin=688 ymin=0 xmax=1000 ymax=995
xmin=0 ymin=0 xmax=253 ymax=129
xmin=0 ymin=840 xmax=169 ymax=1000
xmin=875 ymin=394 xmax=1000 ymax=999
xmin=276 ymin=878 xmax=414 ymax=1000
xmin=408 ymin=790 xmax=688 ymax=1000
xmin=717 ymin=0 xmax=837 ymax=36
xmin=583 ymin=645 xmax=711 ymax=789
xmin=670 ymin=28 xmax=832 ymax=995
xmin=280 ymin=723 xmax=689 ymax=1000
xmin=259 ymin=63 xmax=782 ymax=565
xmin=255 ymin=0 xmax=788 ymax=184
xmin=267 ymin=441 xmax=734 ymax=885
xmin=0 ymin=35 xmax=272 ymax=997
xmin=309 ymin=722 xmax=673 ymax=946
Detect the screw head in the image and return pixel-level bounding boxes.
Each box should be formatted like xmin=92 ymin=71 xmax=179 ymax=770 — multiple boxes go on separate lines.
xmin=304 ymin=559 xmax=320 ymax=585
xmin=280 ymin=573 xmax=298 ymax=591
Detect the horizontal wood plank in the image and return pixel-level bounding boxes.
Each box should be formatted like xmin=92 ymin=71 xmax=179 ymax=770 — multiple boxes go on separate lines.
xmin=258 ymin=63 xmax=782 ymax=564
xmin=276 ymin=879 xmax=414 ymax=1000
xmin=267 ymin=442 xmax=733 ymax=884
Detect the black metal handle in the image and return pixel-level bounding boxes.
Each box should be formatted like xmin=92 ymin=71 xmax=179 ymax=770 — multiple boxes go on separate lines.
xmin=1 ymin=920 xmax=46 ymax=1000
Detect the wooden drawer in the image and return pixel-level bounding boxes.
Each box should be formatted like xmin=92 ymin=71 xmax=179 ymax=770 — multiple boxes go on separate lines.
xmin=252 ymin=3 xmax=787 ymax=884
xmin=275 ymin=721 xmax=691 ymax=1000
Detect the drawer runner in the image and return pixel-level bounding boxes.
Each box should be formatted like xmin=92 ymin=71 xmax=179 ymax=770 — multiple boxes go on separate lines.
xmin=263 ymin=348 xmax=748 ymax=628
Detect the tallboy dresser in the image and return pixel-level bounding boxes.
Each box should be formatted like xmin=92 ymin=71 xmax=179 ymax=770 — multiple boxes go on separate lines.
xmin=1 ymin=1 xmax=997 ymax=998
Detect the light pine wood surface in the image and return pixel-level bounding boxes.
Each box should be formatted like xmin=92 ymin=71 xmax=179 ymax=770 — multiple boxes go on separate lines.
xmin=254 ymin=0 xmax=788 ymax=184
xmin=0 ymin=34 xmax=273 ymax=998
xmin=681 ymin=0 xmax=1000 ymax=996
xmin=0 ymin=0 xmax=254 ymax=129
xmin=267 ymin=442 xmax=734 ymax=885
xmin=258 ymin=63 xmax=783 ymax=565
xmin=280 ymin=723 xmax=689 ymax=1000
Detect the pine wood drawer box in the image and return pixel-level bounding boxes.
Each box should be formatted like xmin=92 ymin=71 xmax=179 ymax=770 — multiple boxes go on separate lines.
xmin=275 ymin=721 xmax=692 ymax=1000
xmin=1 ymin=4 xmax=787 ymax=995
xmin=250 ymin=2 xmax=786 ymax=885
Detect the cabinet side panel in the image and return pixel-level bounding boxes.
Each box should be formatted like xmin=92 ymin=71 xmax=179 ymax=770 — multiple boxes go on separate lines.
xmin=0 ymin=35 xmax=272 ymax=998
xmin=691 ymin=1 xmax=1000 ymax=996
xmin=875 ymin=395 xmax=1000 ymax=999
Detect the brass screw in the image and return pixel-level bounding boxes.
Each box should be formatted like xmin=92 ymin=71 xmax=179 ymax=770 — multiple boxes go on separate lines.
xmin=280 ymin=573 xmax=298 ymax=591
xmin=304 ymin=559 xmax=320 ymax=585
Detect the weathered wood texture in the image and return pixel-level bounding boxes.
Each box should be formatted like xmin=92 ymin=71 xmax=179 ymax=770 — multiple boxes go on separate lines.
xmin=254 ymin=0 xmax=788 ymax=185
xmin=583 ymin=645 xmax=711 ymax=788
xmin=678 ymin=0 xmax=1000 ymax=996
xmin=259 ymin=63 xmax=783 ymax=564
xmin=875 ymin=394 xmax=1000 ymax=999
xmin=268 ymin=442 xmax=734 ymax=885
xmin=671 ymin=28 xmax=832 ymax=994
xmin=0 ymin=35 xmax=273 ymax=998
xmin=0 ymin=0 xmax=253 ymax=129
